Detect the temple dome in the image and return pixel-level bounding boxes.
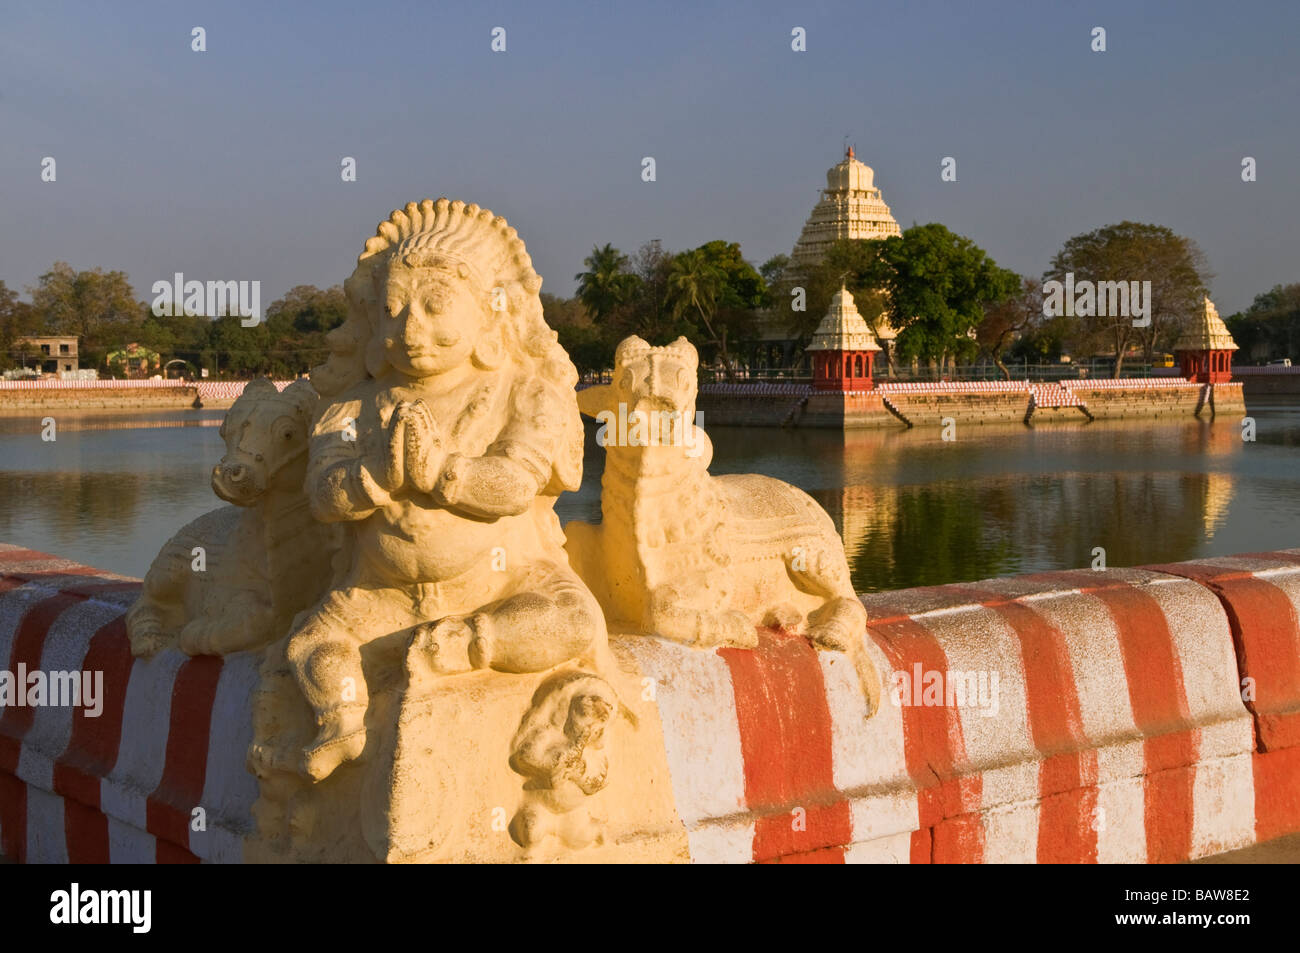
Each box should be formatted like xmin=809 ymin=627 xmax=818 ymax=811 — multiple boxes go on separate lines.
xmin=788 ymin=147 xmax=902 ymax=275
xmin=826 ymin=147 xmax=876 ymax=192
xmin=1174 ymin=297 xmax=1238 ymax=352
xmin=805 ymin=287 xmax=882 ymax=352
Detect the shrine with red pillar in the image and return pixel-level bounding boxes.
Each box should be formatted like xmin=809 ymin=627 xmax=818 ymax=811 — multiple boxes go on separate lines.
xmin=806 ymin=287 xmax=883 ymax=392
xmin=1174 ymin=297 xmax=1238 ymax=384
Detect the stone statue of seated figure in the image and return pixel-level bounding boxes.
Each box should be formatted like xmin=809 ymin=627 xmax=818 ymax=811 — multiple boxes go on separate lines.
xmin=270 ymin=199 xmax=607 ymax=782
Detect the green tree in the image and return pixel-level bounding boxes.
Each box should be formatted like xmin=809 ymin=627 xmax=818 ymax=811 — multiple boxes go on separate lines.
xmin=1225 ymin=283 xmax=1300 ymax=364
xmin=263 ymin=284 xmax=347 ymax=375
xmin=666 ymin=242 xmax=766 ymax=380
xmin=1044 ymin=222 xmax=1210 ymax=376
xmin=759 ymin=254 xmax=789 ymax=288
xmin=879 ymin=224 xmax=1020 ymax=373
xmin=0 ymin=281 xmax=39 ymax=372
xmin=575 ymin=244 xmax=641 ymax=325
xmin=27 ymin=263 xmax=142 ymax=365
xmin=976 ymin=277 xmax=1043 ymax=379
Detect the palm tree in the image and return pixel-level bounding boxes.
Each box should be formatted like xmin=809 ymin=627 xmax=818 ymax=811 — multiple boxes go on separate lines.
xmin=575 ymin=244 xmax=640 ymax=324
xmin=667 ymin=249 xmax=734 ymax=380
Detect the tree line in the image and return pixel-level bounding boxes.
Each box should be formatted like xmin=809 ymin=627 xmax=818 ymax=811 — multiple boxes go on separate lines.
xmin=3 ymin=221 xmax=1286 ymax=381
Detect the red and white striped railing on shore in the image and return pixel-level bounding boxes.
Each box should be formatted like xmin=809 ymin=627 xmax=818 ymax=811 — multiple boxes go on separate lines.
xmin=0 ymin=379 xmax=191 ymax=390
xmin=0 ymin=379 xmax=296 ymax=403
xmin=698 ymin=382 xmax=812 ymax=397
xmin=194 ymin=381 xmax=294 ymax=402
xmin=1029 ymin=383 xmax=1083 ymax=408
xmin=878 ymin=380 xmax=1029 ymax=393
xmin=1067 ymin=377 xmax=1201 ymax=389
xmin=1 ymin=541 xmax=1297 ymax=864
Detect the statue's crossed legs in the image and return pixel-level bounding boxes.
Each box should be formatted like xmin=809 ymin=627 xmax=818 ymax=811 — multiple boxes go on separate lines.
xmin=262 ymin=559 xmax=604 ymax=780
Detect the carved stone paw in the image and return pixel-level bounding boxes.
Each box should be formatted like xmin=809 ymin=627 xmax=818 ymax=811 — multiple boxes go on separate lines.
xmin=300 ymin=705 xmax=368 ymax=782
xmin=807 ymin=597 xmax=867 ymax=653
xmin=410 ymin=616 xmax=480 ymax=675
xmin=126 ymin=613 xmax=172 ymax=659
xmin=762 ymin=603 xmax=804 ymax=632
xmin=700 ymin=610 xmax=759 ymax=649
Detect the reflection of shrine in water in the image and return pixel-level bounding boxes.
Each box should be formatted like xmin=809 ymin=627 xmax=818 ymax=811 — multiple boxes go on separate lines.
xmin=804 ymin=419 xmax=1245 ymax=593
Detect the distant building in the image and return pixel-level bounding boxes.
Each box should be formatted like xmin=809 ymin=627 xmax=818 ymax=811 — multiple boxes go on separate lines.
xmin=11 ymin=335 xmax=79 ymax=375
xmin=1175 ymin=297 xmax=1238 ymax=384
xmin=753 ymin=149 xmax=903 ymax=370
xmin=788 ymin=147 xmax=902 ymax=275
xmin=806 ymin=286 xmax=883 ymax=391
xmin=106 ymin=342 xmax=162 ymax=379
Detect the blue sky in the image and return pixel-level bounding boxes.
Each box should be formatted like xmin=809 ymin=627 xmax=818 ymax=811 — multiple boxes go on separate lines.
xmin=2 ymin=0 xmax=1297 ymax=315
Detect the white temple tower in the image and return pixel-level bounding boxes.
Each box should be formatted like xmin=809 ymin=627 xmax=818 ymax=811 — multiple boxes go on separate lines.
xmin=788 ymin=146 xmax=902 ymax=275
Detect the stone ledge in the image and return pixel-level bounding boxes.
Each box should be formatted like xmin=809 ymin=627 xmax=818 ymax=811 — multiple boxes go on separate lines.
xmin=1 ymin=541 xmax=1297 ymax=863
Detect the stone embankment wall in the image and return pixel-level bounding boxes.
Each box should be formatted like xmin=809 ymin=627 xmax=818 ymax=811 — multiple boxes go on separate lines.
xmin=0 ymin=380 xmax=295 ymax=414
xmin=1234 ymin=367 xmax=1300 ymax=398
xmin=0 ymin=386 xmax=200 ymax=411
xmin=1 ymin=541 xmax=1296 ymax=864
xmin=698 ymin=380 xmax=1244 ymax=429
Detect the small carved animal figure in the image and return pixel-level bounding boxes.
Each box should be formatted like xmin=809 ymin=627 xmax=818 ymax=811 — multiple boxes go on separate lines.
xmin=565 ymin=336 xmax=880 ymax=712
xmin=508 ymin=671 xmax=617 ymax=852
xmin=127 ymin=378 xmax=338 ymax=658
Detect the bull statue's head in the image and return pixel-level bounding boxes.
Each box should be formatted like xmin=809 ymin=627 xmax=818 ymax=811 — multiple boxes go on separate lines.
xmin=212 ymin=378 xmax=317 ymax=505
xmin=577 ymin=336 xmax=699 ymax=421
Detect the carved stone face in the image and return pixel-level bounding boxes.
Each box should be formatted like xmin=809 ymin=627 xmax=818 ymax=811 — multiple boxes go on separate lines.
xmin=614 ymin=337 xmax=698 ymax=417
xmin=213 ymin=383 xmax=313 ymax=505
xmin=379 ymin=262 xmax=481 ymax=379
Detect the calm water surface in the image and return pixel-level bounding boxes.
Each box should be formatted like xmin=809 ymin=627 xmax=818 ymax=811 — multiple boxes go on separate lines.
xmin=2 ymin=402 xmax=1298 ymax=592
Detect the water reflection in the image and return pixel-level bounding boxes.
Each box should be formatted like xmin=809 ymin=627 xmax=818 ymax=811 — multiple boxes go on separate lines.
xmin=0 ymin=410 xmax=227 ymax=577
xmin=3 ymin=404 xmax=1300 ymax=589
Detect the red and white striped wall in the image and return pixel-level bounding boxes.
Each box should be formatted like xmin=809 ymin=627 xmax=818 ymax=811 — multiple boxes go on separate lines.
xmin=2 ymin=542 xmax=1298 ymax=863
xmin=618 ymin=555 xmax=1300 ymax=863
xmin=0 ymin=545 xmax=258 ymax=864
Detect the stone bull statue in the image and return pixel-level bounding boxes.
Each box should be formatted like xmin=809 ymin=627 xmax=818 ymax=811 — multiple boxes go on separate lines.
xmin=126 ymin=378 xmax=339 ymax=658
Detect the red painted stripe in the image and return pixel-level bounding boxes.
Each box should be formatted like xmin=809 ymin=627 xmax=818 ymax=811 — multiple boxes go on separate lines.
xmin=866 ymin=603 xmax=983 ymax=864
xmin=0 ymin=770 xmax=25 ymax=862
xmin=717 ymin=629 xmax=852 ymax=863
xmin=1147 ymin=561 xmax=1300 ymax=751
xmin=155 ymin=839 xmax=201 ymax=864
xmin=1041 ymin=572 xmax=1198 ymax=864
xmin=145 ymin=655 xmax=223 ymax=855
xmin=0 ymin=594 xmax=84 ymax=770
xmin=0 ymin=577 xmax=35 ymax=861
xmin=52 ymin=615 xmax=135 ymax=864
xmin=0 ymin=591 xmax=84 ymax=863
xmin=0 ymin=550 xmax=53 ymax=564
xmin=1252 ymin=748 xmax=1300 ymax=843
xmin=945 ymin=585 xmax=1099 ymax=864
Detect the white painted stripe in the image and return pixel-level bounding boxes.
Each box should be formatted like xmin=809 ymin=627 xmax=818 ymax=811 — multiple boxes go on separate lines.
xmin=686 ymin=817 xmax=755 ymax=864
xmin=25 ymin=787 xmax=69 ymax=863
xmin=620 ymin=637 xmax=747 ymax=827
xmin=1142 ymin=579 xmax=1245 ymax=745
xmin=926 ymin=607 xmax=1037 ymax=809
xmin=0 ymin=583 xmax=50 ymax=679
xmin=15 ymin=599 xmax=113 ymax=791
xmin=191 ymin=652 xmax=260 ymax=862
xmin=100 ymin=649 xmax=187 ymax=828
xmin=1095 ymin=776 xmax=1146 ymax=864
xmin=1190 ymin=753 xmax=1255 ymax=859
xmin=819 ymin=643 xmax=920 ymax=848
xmin=844 ymin=830 xmax=911 ymax=864
xmin=106 ymin=815 xmax=156 ymax=863
xmin=1030 ymin=592 xmax=1139 ymax=756
xmin=982 ymin=802 xmax=1038 ymax=863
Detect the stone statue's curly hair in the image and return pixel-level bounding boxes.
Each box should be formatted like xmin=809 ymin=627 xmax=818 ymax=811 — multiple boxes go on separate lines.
xmin=309 ymin=198 xmax=583 ymax=489
xmin=311 ymin=198 xmax=575 ymax=393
